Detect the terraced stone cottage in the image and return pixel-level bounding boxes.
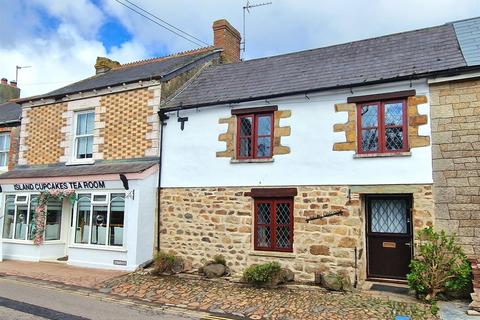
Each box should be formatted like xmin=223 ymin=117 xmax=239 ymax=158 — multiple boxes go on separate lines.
xmin=0 ymin=17 xmax=478 ymax=297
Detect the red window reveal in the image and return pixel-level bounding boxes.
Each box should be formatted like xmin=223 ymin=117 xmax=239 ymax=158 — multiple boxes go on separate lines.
xmin=254 ymin=198 xmax=293 ymax=252
xmin=357 ymin=100 xmax=408 ymax=154
xmin=237 ymin=113 xmax=273 ymax=159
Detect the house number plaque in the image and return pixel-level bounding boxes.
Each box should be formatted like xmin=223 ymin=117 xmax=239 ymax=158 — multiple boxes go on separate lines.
xmin=382 ymin=241 xmax=396 ymax=249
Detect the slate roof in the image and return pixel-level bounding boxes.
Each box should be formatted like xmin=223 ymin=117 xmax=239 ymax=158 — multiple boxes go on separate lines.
xmin=454 ymin=18 xmax=480 ymax=66
xmin=0 ymin=160 xmax=157 ymax=179
xmin=0 ymin=102 xmax=21 ymax=124
xmin=164 ymin=20 xmax=479 ymax=109
xmin=22 ymin=48 xmax=220 ymax=102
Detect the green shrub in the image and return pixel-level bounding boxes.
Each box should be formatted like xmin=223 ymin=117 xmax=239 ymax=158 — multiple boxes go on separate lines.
xmin=213 ymin=254 xmax=226 ymax=266
xmin=152 ymin=251 xmax=183 ymax=274
xmin=407 ymin=227 xmax=471 ymax=302
xmin=242 ymin=262 xmax=282 ymax=285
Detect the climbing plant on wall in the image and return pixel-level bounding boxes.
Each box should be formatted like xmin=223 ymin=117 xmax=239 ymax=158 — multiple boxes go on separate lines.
xmin=33 ymin=189 xmax=77 ymax=245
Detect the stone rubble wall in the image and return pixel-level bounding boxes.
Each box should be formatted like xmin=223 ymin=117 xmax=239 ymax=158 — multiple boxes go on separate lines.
xmin=430 ymin=79 xmax=480 ymax=258
xmin=159 ymin=185 xmax=433 ymax=283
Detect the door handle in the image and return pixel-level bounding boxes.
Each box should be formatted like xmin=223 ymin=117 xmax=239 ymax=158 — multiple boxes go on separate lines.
xmin=405 ymin=242 xmax=412 ymax=247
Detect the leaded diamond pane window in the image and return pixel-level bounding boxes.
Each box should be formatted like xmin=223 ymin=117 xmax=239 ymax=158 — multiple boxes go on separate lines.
xmin=237 ymin=113 xmax=273 ymax=159
xmin=357 ymin=100 xmax=408 ymax=154
xmin=257 ymin=203 xmax=271 ymax=224
xmin=386 ymin=127 xmax=404 ymax=150
xmin=371 ymin=199 xmax=408 ymax=234
xmin=254 ymin=198 xmax=293 ymax=252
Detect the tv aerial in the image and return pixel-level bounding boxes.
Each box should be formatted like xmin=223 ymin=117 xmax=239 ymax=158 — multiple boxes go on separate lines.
xmin=242 ymin=1 xmax=272 ymax=53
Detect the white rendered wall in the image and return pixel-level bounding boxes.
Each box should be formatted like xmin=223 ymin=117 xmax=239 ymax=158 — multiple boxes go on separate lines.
xmin=161 ymin=80 xmax=432 ymax=188
xmin=2 ymin=242 xmax=66 ymax=261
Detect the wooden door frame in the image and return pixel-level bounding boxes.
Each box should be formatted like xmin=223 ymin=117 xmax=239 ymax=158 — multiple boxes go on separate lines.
xmin=365 ymin=194 xmax=414 ymax=280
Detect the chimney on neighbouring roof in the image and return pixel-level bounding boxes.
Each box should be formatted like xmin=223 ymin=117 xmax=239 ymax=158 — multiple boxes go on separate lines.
xmin=94 ymin=57 xmax=121 ymax=75
xmin=0 ymin=77 xmax=20 ymax=103
xmin=213 ymin=19 xmax=241 ymax=63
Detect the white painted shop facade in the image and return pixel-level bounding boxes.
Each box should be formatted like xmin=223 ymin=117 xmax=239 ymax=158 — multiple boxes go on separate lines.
xmin=0 ymin=167 xmax=157 ymax=271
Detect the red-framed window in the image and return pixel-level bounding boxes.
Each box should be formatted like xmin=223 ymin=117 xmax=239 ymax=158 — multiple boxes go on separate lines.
xmin=237 ymin=112 xmax=274 ymax=159
xmin=254 ymin=197 xmax=293 ymax=252
xmin=357 ymin=99 xmax=408 ymax=154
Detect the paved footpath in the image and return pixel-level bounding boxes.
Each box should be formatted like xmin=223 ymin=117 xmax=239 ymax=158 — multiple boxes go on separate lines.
xmin=0 ymin=260 xmax=125 ymax=288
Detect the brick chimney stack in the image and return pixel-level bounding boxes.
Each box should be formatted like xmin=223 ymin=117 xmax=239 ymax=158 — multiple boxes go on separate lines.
xmin=213 ymin=19 xmax=241 ymax=63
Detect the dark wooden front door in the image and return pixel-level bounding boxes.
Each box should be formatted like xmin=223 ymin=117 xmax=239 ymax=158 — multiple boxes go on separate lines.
xmin=366 ymin=195 xmax=413 ymax=280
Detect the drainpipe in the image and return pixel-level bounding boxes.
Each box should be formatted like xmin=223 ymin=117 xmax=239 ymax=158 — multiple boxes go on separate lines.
xmin=156 ymin=111 xmax=169 ymax=253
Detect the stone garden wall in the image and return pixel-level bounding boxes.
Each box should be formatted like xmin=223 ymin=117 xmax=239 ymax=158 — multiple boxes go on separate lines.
xmin=159 ymin=185 xmax=433 ymax=283
xmin=430 ymin=79 xmax=480 ymax=258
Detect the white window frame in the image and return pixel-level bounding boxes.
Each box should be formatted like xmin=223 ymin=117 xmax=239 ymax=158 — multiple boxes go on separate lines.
xmin=1 ymin=193 xmax=63 ymax=243
xmin=0 ymin=132 xmax=10 ymax=170
xmin=71 ymin=191 xmax=126 ymax=249
xmin=70 ymin=110 xmax=95 ymax=165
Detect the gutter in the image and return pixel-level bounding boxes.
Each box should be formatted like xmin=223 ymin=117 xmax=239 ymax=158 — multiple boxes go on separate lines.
xmin=160 ymin=65 xmax=480 ymax=112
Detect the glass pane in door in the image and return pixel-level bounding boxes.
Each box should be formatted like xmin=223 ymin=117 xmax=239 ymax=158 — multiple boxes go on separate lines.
xmin=371 ymin=198 xmax=407 ymax=233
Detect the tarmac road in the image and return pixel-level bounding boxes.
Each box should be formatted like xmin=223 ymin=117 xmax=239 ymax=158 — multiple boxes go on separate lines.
xmin=0 ymin=276 xmax=213 ymax=320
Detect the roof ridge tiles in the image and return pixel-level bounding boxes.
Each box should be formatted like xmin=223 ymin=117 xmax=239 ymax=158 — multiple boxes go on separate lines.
xmin=117 ymin=46 xmax=216 ymax=70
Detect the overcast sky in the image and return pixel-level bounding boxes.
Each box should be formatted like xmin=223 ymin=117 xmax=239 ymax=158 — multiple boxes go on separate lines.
xmin=1 ymin=0 xmax=479 ymax=97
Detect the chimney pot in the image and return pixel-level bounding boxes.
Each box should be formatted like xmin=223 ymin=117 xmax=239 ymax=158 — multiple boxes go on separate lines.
xmin=213 ymin=19 xmax=241 ymax=63
xmin=9 ymin=81 xmax=17 ymax=88
xmin=1 ymin=78 xmax=7 ymax=85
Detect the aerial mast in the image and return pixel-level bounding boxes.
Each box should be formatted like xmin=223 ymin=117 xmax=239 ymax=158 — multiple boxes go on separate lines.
xmin=242 ymin=1 xmax=272 ymax=54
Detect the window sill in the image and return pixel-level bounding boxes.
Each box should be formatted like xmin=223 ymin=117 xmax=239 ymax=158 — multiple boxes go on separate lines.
xmin=248 ymin=250 xmax=296 ymax=259
xmin=231 ymin=158 xmax=274 ymax=164
xmin=69 ymin=244 xmax=127 ymax=252
xmin=66 ymin=159 xmax=95 ymax=166
xmin=1 ymin=239 xmax=65 ymax=245
xmin=353 ymin=151 xmax=411 ymax=159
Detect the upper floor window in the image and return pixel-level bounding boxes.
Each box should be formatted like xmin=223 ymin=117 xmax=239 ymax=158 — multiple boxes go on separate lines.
xmin=74 ymin=111 xmax=94 ymax=160
xmin=254 ymin=197 xmax=293 ymax=252
xmin=237 ymin=112 xmax=273 ymax=159
xmin=357 ymin=100 xmax=408 ymax=154
xmin=0 ymin=132 xmax=10 ymax=167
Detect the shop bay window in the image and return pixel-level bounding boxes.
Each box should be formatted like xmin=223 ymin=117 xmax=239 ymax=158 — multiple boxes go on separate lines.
xmin=74 ymin=193 xmax=125 ymax=247
xmin=357 ymin=100 xmax=408 ymax=154
xmin=2 ymin=194 xmax=62 ymax=241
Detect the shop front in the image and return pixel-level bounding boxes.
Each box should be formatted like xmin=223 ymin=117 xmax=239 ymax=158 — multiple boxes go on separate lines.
xmin=0 ymin=161 xmax=158 ymax=271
